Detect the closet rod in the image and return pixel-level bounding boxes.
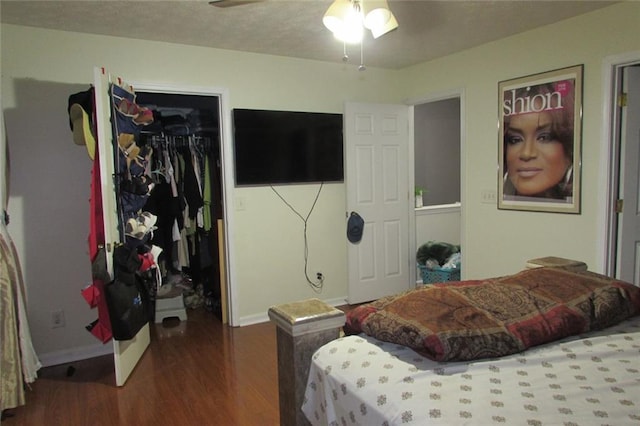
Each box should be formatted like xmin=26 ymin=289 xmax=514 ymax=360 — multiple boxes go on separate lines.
xmin=148 ymin=135 xmax=213 ymax=150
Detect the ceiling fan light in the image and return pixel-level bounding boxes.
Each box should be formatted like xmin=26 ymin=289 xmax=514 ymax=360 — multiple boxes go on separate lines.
xmin=322 ymin=0 xmax=398 ymax=68
xmin=326 ymin=1 xmax=365 ymax=44
xmin=362 ymin=0 xmax=392 ymax=30
xmin=370 ymin=12 xmax=398 ymax=38
xmin=323 ymin=0 xmax=353 ymax=33
xmin=334 ymin=26 xmax=363 ymax=44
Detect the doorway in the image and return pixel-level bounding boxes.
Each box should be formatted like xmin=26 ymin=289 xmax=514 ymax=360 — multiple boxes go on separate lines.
xmin=409 ymin=91 xmax=464 ymax=284
xmin=414 ymin=98 xmax=461 ymax=207
xmin=135 ymin=91 xmax=226 ymax=317
xmin=343 ymin=94 xmax=464 ymax=300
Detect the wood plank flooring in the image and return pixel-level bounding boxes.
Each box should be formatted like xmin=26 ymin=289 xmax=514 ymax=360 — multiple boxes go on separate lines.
xmin=3 ymin=308 xmax=280 ymax=426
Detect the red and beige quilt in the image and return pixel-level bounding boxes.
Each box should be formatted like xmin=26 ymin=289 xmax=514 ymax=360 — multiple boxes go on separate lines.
xmin=345 ymin=267 xmax=640 ymax=361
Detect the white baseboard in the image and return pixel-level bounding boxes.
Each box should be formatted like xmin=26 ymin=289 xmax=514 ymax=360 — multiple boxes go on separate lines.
xmin=38 ymin=342 xmax=114 ymax=367
xmin=238 ymin=296 xmax=349 ymax=326
xmin=39 ymin=296 xmax=351 ymax=364
xmin=238 ymin=312 xmax=270 ymax=326
xmin=324 ymin=296 xmax=349 ymax=308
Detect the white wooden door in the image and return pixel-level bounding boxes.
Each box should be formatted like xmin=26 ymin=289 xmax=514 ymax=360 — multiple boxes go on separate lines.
xmin=618 ymin=66 xmax=640 ymax=285
xmin=94 ymin=67 xmax=150 ymax=386
xmin=345 ymin=102 xmax=411 ymax=303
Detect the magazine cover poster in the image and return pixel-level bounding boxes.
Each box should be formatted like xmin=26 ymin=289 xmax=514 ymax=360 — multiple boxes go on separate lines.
xmin=498 ymin=65 xmax=583 ymax=213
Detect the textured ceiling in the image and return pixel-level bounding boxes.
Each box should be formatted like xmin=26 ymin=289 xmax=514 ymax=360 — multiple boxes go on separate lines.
xmin=0 ymin=0 xmax=617 ymax=69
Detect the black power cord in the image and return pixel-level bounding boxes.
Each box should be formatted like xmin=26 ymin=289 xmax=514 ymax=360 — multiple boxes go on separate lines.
xmin=270 ymin=183 xmax=325 ymax=292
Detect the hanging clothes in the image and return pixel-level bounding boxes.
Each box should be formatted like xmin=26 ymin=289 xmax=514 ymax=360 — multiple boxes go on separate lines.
xmin=203 ymin=155 xmax=212 ymax=233
xmin=182 ymin=143 xmax=204 ymax=221
xmin=82 ymin=146 xmax=113 ymax=343
xmin=129 ymin=102 xmax=221 ymax=316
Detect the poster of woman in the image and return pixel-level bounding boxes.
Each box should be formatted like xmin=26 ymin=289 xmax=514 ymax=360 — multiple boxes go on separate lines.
xmin=498 ymin=65 xmax=583 ymax=213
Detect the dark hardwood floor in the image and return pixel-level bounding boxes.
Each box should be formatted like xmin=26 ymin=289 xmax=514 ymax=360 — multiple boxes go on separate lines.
xmin=3 ymin=308 xmax=281 ymax=426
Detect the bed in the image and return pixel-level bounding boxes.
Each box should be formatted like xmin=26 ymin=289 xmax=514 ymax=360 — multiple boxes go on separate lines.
xmin=298 ymin=266 xmax=640 ymax=425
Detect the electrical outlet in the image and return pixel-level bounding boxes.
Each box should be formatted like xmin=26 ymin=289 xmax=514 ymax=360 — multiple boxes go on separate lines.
xmin=316 ymin=272 xmax=324 ymax=282
xmin=51 ymin=310 xmax=65 ymax=328
xmin=480 ymin=189 xmax=497 ymax=204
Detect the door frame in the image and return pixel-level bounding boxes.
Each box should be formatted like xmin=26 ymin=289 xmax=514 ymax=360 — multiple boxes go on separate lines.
xmin=616 ymin=66 xmax=640 ymax=283
xmin=596 ymin=50 xmax=640 ymax=276
xmin=598 ymin=50 xmax=640 ymax=276
xmin=130 ymin=81 xmax=238 ymax=325
xmin=405 ymin=88 xmax=466 ymax=283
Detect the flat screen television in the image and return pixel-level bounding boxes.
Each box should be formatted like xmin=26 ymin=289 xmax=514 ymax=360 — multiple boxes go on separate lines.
xmin=233 ymin=108 xmax=344 ymax=186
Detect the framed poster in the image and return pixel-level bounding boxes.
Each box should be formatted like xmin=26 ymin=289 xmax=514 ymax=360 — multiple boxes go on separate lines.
xmin=498 ymin=65 xmax=583 ymax=213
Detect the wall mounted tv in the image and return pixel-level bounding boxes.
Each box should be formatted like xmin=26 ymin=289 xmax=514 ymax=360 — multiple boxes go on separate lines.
xmin=233 ymin=108 xmax=344 ymax=186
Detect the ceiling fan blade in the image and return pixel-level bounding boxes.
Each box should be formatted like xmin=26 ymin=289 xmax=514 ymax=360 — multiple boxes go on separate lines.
xmin=208 ymin=0 xmax=264 ymax=7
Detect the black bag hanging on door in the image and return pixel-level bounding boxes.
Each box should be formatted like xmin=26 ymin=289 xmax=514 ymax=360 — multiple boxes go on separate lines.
xmin=104 ymin=245 xmax=149 ymax=340
xmin=104 ymin=276 xmax=149 ymax=341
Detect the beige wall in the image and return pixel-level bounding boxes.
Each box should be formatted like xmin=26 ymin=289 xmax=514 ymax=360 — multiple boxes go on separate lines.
xmin=0 ymin=24 xmax=400 ymax=361
xmin=2 ymin=1 xmax=639 ymax=363
xmin=399 ymin=2 xmax=640 ymax=279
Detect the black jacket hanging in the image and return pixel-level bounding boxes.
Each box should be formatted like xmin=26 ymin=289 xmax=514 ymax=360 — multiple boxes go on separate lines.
xmin=181 ymin=147 xmax=204 ymax=220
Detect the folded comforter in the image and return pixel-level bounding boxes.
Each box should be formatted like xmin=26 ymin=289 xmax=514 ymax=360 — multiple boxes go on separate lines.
xmin=345 ymin=267 xmax=640 ymax=361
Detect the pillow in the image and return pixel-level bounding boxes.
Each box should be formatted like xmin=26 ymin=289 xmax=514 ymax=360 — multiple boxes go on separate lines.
xmin=345 ymin=267 xmax=640 ymax=362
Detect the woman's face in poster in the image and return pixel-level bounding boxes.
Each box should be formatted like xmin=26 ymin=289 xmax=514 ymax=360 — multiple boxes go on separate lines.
xmin=505 ymin=110 xmax=571 ymax=197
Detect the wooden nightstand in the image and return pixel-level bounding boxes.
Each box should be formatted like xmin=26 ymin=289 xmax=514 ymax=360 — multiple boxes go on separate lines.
xmin=525 ymin=256 xmax=588 ymax=272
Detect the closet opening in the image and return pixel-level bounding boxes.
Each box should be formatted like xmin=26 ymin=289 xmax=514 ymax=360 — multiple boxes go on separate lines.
xmin=134 ymin=91 xmax=225 ymax=320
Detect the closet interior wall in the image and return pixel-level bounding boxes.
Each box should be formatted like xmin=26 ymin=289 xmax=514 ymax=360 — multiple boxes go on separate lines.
xmin=135 ymin=92 xmax=224 ymax=317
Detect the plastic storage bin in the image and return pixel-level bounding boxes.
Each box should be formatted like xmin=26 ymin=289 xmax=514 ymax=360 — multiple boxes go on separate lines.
xmin=418 ymin=264 xmax=461 ymax=284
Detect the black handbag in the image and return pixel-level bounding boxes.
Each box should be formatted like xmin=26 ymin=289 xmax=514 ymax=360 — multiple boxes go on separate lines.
xmin=104 ymin=245 xmax=149 ymax=341
xmin=104 ymin=276 xmax=149 ymax=341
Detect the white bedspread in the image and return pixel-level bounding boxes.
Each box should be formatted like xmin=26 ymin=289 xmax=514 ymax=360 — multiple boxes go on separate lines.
xmin=303 ymin=316 xmax=640 ymax=425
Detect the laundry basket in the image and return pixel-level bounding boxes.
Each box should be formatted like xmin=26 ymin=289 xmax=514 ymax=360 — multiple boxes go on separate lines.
xmin=416 ymin=241 xmax=461 ymax=284
xmin=418 ymin=264 xmax=461 ymax=284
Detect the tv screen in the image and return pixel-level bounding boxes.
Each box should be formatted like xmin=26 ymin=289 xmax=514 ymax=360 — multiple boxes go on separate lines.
xmin=233 ymin=108 xmax=344 ymax=186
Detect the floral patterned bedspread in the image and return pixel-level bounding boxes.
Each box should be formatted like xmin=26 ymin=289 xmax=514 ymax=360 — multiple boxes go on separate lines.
xmin=303 ymin=316 xmax=640 ymax=425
